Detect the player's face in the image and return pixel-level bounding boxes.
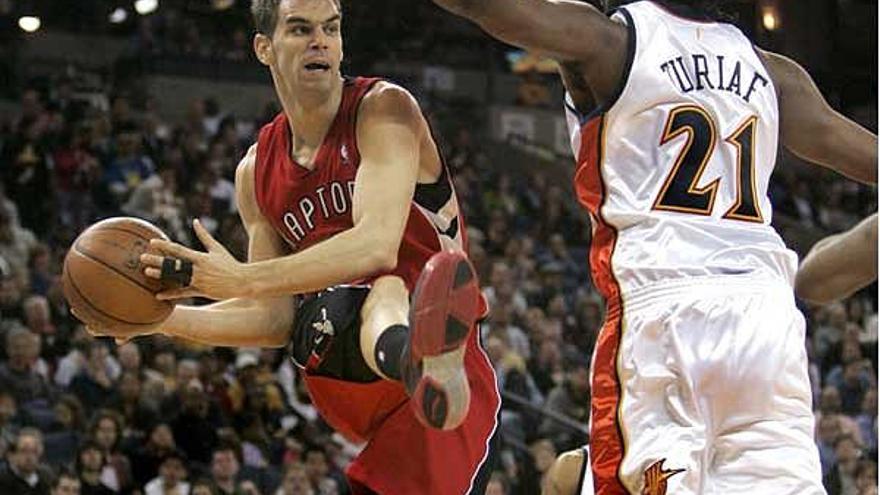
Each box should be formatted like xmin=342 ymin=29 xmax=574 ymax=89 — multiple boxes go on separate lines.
xmin=257 ymin=0 xmax=343 ymax=94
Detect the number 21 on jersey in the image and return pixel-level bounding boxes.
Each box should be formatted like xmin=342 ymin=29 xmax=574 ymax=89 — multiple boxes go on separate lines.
xmin=652 ymin=105 xmax=764 ymax=223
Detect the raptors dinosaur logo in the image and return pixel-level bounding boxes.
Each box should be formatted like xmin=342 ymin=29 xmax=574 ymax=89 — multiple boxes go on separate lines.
xmin=311 ymin=307 xmax=335 ymax=357
xmin=641 ymin=459 xmax=685 ymax=495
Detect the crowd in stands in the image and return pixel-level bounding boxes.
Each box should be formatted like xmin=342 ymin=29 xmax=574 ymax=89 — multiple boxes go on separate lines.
xmin=0 ymin=6 xmax=876 ymax=495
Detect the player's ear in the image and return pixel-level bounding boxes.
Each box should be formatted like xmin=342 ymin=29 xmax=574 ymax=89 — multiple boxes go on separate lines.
xmin=254 ymin=33 xmax=274 ymax=66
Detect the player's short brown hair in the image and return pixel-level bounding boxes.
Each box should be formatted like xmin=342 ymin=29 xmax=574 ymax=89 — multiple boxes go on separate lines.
xmin=251 ymin=0 xmax=342 ymax=36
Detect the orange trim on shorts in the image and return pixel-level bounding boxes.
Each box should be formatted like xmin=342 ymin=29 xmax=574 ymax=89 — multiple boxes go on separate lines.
xmin=574 ymin=116 xmax=629 ymax=495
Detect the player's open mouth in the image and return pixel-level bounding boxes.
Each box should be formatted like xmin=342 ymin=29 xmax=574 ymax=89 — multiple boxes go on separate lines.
xmin=304 ymin=62 xmax=331 ymax=72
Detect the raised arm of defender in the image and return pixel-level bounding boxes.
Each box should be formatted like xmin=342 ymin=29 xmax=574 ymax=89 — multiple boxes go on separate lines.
xmin=430 ymin=0 xmax=629 ymax=106
xmin=760 ymin=50 xmax=878 ymax=185
xmin=795 ymin=213 xmax=878 ymax=305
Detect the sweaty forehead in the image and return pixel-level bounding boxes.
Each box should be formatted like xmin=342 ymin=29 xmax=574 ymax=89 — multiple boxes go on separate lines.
xmin=279 ymin=0 xmax=341 ymax=20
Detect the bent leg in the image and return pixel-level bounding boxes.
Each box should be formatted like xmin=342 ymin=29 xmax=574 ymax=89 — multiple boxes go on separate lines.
xmin=359 ymin=251 xmax=484 ymax=430
xmin=360 ymin=275 xmax=411 ymax=381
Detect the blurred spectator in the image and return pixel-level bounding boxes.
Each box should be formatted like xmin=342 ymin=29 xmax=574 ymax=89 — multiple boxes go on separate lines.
xmin=817 ymin=414 xmax=841 ymax=477
xmin=485 ymin=471 xmax=511 ymax=495
xmin=192 ymin=478 xmax=219 ymax=495
xmin=52 ymin=125 xmax=99 ymax=231
xmin=129 ymin=422 xmax=177 ymax=489
xmin=483 ymin=261 xmax=528 ymax=316
xmin=55 ymin=328 xmax=101 ymax=389
xmin=0 ymin=390 xmax=22 ymax=450
xmin=824 ymin=434 xmax=863 ymax=495
xmin=102 ymin=122 xmax=154 ymax=210
xmin=0 ymin=205 xmax=38 ymax=282
xmin=210 ymin=443 xmax=245 ymax=495
xmin=485 ymin=303 xmax=530 ymax=361
xmin=89 ymin=410 xmax=132 ymax=492
xmin=144 ymin=449 xmax=190 ymax=495
xmin=855 ymin=459 xmax=878 ymax=495
xmin=49 ymin=394 xmax=85 ymax=435
xmin=0 ymin=428 xmax=53 ymax=495
xmin=116 ymin=343 xmax=142 ymax=377
xmin=109 ymin=371 xmax=159 ymax=437
xmin=122 ymin=162 xmax=186 ymax=240
xmin=225 ymin=29 xmax=251 ymax=62
xmin=23 ymin=295 xmax=61 ymax=362
xmin=538 ymin=357 xmax=590 ymax=450
xmin=1 ymin=118 xmax=53 ymax=237
xmin=527 ymin=438 xmax=557 ymax=494
xmin=50 ymin=468 xmax=81 ymax=495
xmin=27 ymin=246 xmax=53 ymax=297
xmin=855 ymin=388 xmax=878 ymax=458
xmin=69 ymin=342 xmax=118 ymax=412
xmin=0 ymin=327 xmax=54 ymax=406
xmin=171 ymin=378 xmax=222 ymax=466
xmin=303 ymin=446 xmax=344 ymax=495
xmin=75 ymin=440 xmax=113 ymax=495
xmin=275 ymin=462 xmax=312 ymax=495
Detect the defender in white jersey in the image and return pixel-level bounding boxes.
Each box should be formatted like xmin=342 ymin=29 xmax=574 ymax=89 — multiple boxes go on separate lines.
xmin=429 ymin=0 xmax=877 ymax=494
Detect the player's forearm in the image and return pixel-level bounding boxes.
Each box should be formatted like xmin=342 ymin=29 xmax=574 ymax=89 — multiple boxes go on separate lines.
xmin=241 ymin=225 xmax=397 ymax=298
xmin=430 ymin=0 xmax=488 ymax=19
xmin=834 ymin=125 xmax=877 ymax=185
xmin=159 ymin=297 xmax=293 ymax=347
xmin=814 ymin=117 xmax=878 ymax=185
xmin=430 ymin=0 xmax=532 ymax=46
xmin=796 ymin=214 xmax=878 ymax=304
xmin=797 ymin=269 xmax=876 ymax=305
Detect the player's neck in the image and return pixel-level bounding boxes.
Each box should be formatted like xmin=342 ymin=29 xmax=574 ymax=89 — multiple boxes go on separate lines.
xmin=281 ymin=78 xmax=344 ymax=155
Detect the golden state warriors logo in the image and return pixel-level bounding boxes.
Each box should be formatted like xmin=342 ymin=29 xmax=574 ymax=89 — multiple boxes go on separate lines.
xmin=641 ymin=459 xmax=684 ymax=495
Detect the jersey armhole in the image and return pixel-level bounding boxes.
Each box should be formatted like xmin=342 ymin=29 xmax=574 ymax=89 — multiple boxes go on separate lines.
xmin=583 ymin=7 xmax=638 ymax=122
xmin=350 ymin=77 xmax=386 ymax=166
xmin=253 ymin=125 xmax=274 ymax=224
xmin=748 ymin=43 xmax=780 ymax=111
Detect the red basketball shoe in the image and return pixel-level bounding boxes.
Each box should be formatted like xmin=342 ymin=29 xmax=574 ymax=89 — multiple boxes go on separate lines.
xmin=403 ymin=250 xmax=481 ymax=430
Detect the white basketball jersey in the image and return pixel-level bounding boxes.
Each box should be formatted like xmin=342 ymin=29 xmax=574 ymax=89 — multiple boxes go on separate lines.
xmin=565 ymin=1 xmax=798 ymax=299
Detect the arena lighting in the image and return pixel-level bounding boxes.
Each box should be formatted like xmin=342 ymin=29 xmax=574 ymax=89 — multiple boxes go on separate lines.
xmin=211 ymin=0 xmax=236 ymax=11
xmin=109 ymin=7 xmax=128 ymax=23
xmin=134 ymin=0 xmax=159 ymax=15
xmin=762 ymin=7 xmax=779 ymax=31
xmin=17 ymin=15 xmax=40 ymax=33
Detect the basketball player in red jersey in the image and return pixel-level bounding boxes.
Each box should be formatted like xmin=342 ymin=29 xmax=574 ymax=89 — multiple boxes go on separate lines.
xmin=428 ymin=0 xmax=875 ymax=494
xmin=81 ymin=0 xmax=500 ymax=493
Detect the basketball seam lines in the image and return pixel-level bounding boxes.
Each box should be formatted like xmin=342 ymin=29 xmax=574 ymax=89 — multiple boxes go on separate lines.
xmin=65 ymin=266 xmax=167 ymax=326
xmin=73 ymin=231 xmax=160 ymax=294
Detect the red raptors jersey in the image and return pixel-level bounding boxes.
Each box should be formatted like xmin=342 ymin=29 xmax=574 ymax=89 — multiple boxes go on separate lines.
xmin=255 ymin=77 xmax=473 ymax=293
xmin=253 ymin=77 xmax=486 ymax=443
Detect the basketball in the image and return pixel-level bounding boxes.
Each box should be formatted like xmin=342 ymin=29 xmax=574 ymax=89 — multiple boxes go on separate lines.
xmin=62 ymin=217 xmax=176 ymax=335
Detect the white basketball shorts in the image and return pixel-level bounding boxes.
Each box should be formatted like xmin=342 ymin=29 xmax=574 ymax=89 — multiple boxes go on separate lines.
xmin=589 ymin=275 xmax=825 ymax=495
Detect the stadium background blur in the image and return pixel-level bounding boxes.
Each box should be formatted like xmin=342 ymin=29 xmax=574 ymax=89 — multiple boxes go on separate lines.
xmin=0 ymin=0 xmax=875 ymax=494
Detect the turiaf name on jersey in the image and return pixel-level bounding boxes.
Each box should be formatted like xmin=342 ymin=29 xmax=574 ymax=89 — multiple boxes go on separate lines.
xmin=659 ymin=54 xmax=770 ymax=103
xmin=282 ymin=180 xmax=356 ymax=245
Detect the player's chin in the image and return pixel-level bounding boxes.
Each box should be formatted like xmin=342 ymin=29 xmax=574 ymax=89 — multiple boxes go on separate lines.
xmin=302 ymin=68 xmax=338 ymax=85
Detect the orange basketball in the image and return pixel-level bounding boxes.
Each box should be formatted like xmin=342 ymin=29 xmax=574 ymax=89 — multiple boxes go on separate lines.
xmin=62 ymin=217 xmax=176 ymax=335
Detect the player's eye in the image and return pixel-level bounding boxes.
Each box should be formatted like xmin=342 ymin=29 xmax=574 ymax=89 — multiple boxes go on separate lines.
xmin=289 ymin=25 xmax=310 ymax=35
xmin=324 ymin=23 xmax=340 ymax=35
